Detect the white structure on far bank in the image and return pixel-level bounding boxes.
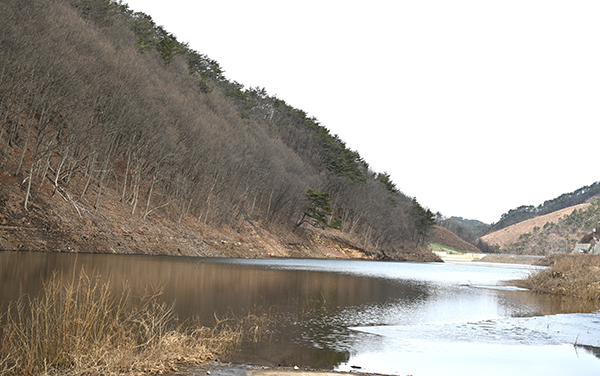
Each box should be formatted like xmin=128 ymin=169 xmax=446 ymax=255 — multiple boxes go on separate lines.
xmin=573 ymin=227 xmax=600 ymax=254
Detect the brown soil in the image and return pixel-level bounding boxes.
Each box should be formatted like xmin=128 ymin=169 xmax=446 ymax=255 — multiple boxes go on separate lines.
xmin=479 ymin=203 xmax=591 ymax=250
xmin=428 ymin=225 xmax=480 ymax=253
xmin=0 ymin=172 xmax=440 ymax=262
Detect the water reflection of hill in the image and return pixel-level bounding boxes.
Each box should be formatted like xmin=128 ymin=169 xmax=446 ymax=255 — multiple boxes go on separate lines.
xmin=2 ymin=251 xmax=597 ymax=373
xmin=0 ymin=251 xmax=429 ymax=369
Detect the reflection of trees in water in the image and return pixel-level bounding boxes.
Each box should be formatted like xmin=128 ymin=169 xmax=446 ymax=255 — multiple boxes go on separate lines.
xmin=0 ymin=252 xmax=429 ymax=370
xmin=215 ymin=269 xmax=430 ymax=369
xmin=269 ymin=278 xmax=431 ymax=369
xmin=230 ymin=329 xmax=350 ymax=370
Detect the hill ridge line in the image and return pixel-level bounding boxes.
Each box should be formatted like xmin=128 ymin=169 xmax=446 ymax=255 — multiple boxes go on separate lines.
xmin=480 ymin=203 xmax=591 ymax=249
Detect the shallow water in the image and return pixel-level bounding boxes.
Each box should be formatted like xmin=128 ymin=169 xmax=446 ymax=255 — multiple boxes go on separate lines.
xmin=0 ymin=252 xmax=598 ymax=375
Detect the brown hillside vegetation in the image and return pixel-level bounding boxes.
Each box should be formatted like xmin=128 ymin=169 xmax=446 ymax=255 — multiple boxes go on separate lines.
xmin=0 ymin=0 xmax=440 ymax=262
xmin=428 ymin=226 xmax=480 ymax=253
xmin=515 ymin=254 xmax=600 ymax=310
xmin=0 ymin=173 xmax=439 ymax=262
xmin=479 ymin=203 xmax=590 ymax=251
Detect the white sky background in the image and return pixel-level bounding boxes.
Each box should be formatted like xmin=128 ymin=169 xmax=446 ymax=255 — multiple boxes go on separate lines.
xmin=123 ymin=0 xmax=600 ymax=224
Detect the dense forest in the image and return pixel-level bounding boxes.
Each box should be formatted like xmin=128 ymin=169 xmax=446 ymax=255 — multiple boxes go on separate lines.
xmin=0 ymin=0 xmax=438 ymax=259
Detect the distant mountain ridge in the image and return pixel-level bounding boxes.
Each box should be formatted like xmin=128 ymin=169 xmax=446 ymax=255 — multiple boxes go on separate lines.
xmin=448 ymin=216 xmax=489 ymax=234
xmin=479 ymin=202 xmax=594 ymax=254
xmin=485 ymin=181 xmax=600 ymax=234
xmin=441 ymin=183 xmax=600 ymax=255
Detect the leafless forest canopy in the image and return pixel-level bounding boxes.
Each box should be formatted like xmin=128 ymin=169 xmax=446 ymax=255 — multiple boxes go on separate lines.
xmin=0 ymin=0 xmax=437 ymax=257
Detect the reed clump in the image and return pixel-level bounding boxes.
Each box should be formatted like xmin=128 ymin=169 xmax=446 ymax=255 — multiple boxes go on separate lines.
xmin=520 ymin=254 xmax=600 ymax=304
xmin=0 ymin=270 xmax=270 ymax=375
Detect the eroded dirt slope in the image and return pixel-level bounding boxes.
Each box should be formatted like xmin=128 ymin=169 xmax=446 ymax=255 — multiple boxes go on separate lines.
xmin=0 ymin=172 xmax=440 ymax=262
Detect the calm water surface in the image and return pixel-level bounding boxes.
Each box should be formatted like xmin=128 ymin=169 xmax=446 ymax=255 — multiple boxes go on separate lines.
xmin=1 ymin=251 xmax=599 ymax=375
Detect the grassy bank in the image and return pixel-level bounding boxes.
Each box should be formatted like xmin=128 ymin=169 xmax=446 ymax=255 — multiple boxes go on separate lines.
xmin=516 ymin=254 xmax=600 ymax=307
xmin=0 ymin=270 xmax=269 ymax=375
xmin=429 ymin=243 xmax=467 ymax=254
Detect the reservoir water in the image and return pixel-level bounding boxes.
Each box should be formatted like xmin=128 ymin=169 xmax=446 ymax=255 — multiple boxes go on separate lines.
xmin=1 ymin=251 xmax=599 ymax=375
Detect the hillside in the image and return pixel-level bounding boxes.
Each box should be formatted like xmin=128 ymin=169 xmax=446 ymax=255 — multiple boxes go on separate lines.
xmin=437 ymin=216 xmax=492 ymax=253
xmin=428 ymin=226 xmax=481 ymax=253
xmin=0 ymin=0 xmax=440 ymax=262
xmin=0 ymin=171 xmax=437 ymax=261
xmin=479 ymin=201 xmax=600 ymax=255
xmin=448 ymin=216 xmax=489 ymax=235
xmin=485 ymin=182 xmax=600 ymax=234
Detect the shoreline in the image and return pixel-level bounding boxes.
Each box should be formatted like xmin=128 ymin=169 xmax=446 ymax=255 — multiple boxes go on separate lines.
xmin=181 ymin=362 xmax=392 ymax=376
xmin=431 ymin=250 xmax=544 ymax=265
xmin=512 ymin=254 xmax=600 ymax=304
xmin=479 ymin=253 xmax=544 ymax=265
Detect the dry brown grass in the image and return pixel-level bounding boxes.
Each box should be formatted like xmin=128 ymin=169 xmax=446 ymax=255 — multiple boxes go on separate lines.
xmin=0 ymin=270 xmax=270 ymax=375
xmin=518 ymin=254 xmax=600 ymax=306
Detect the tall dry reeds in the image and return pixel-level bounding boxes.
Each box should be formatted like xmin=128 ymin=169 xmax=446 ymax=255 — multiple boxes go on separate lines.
xmin=0 ymin=270 xmax=270 ymax=375
xmin=521 ymin=254 xmax=600 ymax=305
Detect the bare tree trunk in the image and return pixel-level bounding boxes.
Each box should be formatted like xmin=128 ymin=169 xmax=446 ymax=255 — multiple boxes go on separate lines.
xmin=78 ymin=151 xmax=96 ymax=201
xmin=349 ymin=210 xmax=364 ymax=234
xmin=121 ymin=137 xmax=135 ymax=202
xmin=142 ymin=153 xmax=172 ymax=220
xmin=15 ymin=106 xmax=36 ymax=175
xmin=250 ymin=194 xmax=257 ymax=216
xmin=23 ymin=163 xmax=35 ymax=210
xmin=37 ymin=137 xmax=55 ymax=191
xmin=362 ymin=225 xmax=373 ymax=252
xmin=202 ymin=172 xmax=219 ymax=224
xmin=265 ymin=186 xmax=275 ymax=222
xmin=178 ymin=197 xmax=192 ymax=223
xmin=23 ymin=118 xmax=52 ymax=210
xmin=129 ymin=158 xmax=144 ymax=215
xmin=94 ymin=133 xmax=119 ymax=212
xmin=143 ymin=169 xmax=159 ymax=220
xmin=52 ymin=145 xmax=69 ymax=195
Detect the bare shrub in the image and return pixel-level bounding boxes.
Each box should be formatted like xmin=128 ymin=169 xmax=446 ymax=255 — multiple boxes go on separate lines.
xmin=520 ymin=255 xmax=600 ymax=305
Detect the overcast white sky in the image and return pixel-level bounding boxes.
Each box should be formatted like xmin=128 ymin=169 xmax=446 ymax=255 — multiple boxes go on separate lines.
xmin=124 ymin=0 xmax=600 ymax=224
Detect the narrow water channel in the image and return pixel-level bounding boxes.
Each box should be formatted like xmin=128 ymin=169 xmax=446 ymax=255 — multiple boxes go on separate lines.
xmin=1 ymin=251 xmax=598 ymax=375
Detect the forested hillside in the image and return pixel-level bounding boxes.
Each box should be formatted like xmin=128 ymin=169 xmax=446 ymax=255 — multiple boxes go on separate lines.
xmin=485 ymin=182 xmax=600 ymax=234
xmin=481 ymin=200 xmax=600 ymax=255
xmin=474 ymin=182 xmax=600 ymax=255
xmin=437 ymin=216 xmax=495 ymax=253
xmin=0 ymin=0 xmax=439 ymax=261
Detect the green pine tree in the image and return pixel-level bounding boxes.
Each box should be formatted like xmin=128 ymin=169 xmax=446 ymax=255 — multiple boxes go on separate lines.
xmin=297 ymin=189 xmax=340 ymax=229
